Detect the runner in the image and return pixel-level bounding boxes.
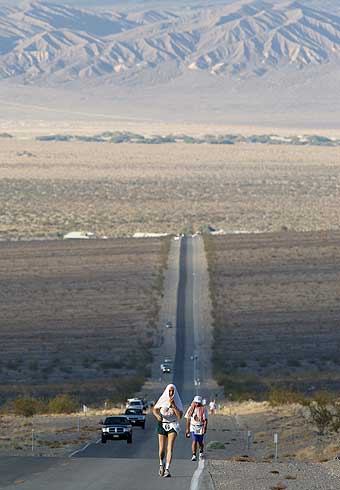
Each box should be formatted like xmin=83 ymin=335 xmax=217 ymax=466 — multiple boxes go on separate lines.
xmin=209 ymin=399 xmax=217 ymax=415
xmin=152 ymin=383 xmax=183 ymax=478
xmin=185 ymin=395 xmax=208 ymax=461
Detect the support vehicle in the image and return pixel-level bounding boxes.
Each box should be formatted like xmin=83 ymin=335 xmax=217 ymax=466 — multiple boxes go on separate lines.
xmin=124 ymin=408 xmax=146 ymax=429
xmin=100 ymin=416 xmax=133 ymax=444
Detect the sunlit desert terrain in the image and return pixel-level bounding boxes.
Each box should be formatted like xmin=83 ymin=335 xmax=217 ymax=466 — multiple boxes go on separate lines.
xmin=1 ymin=140 xmax=340 ymax=239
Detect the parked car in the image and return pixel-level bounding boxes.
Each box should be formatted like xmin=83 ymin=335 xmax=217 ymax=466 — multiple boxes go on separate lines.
xmin=165 ymin=320 xmax=173 ymax=328
xmin=100 ymin=416 xmax=132 ymax=444
xmin=124 ymin=408 xmax=146 ymax=429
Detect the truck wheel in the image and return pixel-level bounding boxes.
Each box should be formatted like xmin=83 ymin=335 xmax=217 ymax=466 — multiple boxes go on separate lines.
xmin=142 ymin=423 xmax=145 ymax=430
xmin=101 ymin=436 xmax=107 ymax=444
xmin=127 ymin=436 xmax=132 ymax=444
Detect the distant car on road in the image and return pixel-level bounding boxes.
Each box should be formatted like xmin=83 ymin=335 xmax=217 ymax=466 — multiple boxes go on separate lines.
xmin=126 ymin=398 xmax=144 ymax=411
xmin=160 ymin=363 xmax=172 ymax=374
xmin=165 ymin=320 xmax=172 ymax=329
xmin=124 ymin=408 xmax=146 ymax=429
xmin=100 ymin=416 xmax=132 ymax=444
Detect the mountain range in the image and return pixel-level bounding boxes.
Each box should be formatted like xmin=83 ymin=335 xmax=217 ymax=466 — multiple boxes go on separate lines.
xmin=1 ymin=0 xmax=340 ymax=84
xmin=1 ymin=0 xmax=340 ymax=128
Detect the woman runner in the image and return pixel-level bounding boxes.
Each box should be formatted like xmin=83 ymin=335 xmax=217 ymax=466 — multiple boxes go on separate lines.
xmin=152 ymin=383 xmax=183 ymax=478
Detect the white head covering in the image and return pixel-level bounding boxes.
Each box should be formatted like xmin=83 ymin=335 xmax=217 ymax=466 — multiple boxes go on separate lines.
xmin=154 ymin=383 xmax=183 ymax=412
xmin=193 ymin=395 xmax=202 ymax=404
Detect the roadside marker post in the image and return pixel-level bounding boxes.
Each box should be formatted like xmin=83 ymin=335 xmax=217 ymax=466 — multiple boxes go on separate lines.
xmin=246 ymin=430 xmax=252 ymax=451
xmin=31 ymin=429 xmax=34 ymax=453
xmin=77 ymin=415 xmax=80 ymax=433
xmin=274 ymin=433 xmax=279 ymax=460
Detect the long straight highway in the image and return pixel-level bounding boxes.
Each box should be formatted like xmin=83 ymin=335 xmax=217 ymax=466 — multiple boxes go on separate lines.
xmin=1 ymin=236 xmax=215 ymax=490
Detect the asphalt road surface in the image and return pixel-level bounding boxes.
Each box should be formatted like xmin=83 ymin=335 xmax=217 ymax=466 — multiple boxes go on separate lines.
xmin=1 ymin=236 xmax=212 ymax=490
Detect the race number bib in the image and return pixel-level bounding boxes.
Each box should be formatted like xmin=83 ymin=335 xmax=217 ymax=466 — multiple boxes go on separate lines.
xmin=162 ymin=421 xmax=180 ymax=433
xmin=192 ymin=424 xmax=204 ymax=435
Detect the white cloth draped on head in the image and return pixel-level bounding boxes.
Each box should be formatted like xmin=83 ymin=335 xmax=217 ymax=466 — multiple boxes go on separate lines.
xmin=154 ymin=383 xmax=183 ymax=412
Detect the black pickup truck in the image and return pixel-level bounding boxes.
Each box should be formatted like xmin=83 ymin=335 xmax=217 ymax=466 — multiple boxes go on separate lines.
xmin=100 ymin=416 xmax=133 ymax=444
xmin=124 ymin=408 xmax=146 ymax=429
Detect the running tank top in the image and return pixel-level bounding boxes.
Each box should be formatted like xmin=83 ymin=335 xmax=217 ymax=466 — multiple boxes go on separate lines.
xmin=160 ymin=405 xmax=177 ymax=423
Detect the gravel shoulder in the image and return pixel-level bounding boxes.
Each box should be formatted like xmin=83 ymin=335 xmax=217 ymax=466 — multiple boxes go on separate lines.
xmin=202 ymin=402 xmax=340 ymax=489
xmin=206 ymin=460 xmax=340 ymax=490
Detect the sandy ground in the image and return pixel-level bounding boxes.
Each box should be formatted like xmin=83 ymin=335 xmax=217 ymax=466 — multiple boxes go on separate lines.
xmin=0 ymin=409 xmax=121 ymax=457
xmin=206 ymin=402 xmax=340 ymax=463
xmin=203 ymin=402 xmax=340 ymax=490
xmin=206 ymin=460 xmax=340 ymax=490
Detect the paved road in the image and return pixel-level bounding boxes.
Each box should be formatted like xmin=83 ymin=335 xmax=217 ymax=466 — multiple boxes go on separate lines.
xmin=1 ymin=236 xmax=212 ymax=490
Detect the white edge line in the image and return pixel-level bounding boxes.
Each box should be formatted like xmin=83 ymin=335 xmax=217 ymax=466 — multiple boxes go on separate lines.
xmin=190 ymin=460 xmax=205 ymax=490
xmin=69 ymin=439 xmax=99 ymax=458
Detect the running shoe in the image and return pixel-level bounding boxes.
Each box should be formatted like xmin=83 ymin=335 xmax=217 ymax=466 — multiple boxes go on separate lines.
xmin=191 ymin=454 xmax=197 ymax=461
xmin=199 ymin=452 xmax=205 ymax=460
xmin=163 ymin=469 xmax=171 ymax=478
xmin=159 ymin=465 xmax=164 ymax=477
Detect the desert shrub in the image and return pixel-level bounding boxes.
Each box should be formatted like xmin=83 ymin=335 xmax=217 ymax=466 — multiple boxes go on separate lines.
xmin=287 ymin=359 xmax=301 ymax=368
xmin=308 ymin=402 xmax=333 ymax=435
xmin=268 ymin=388 xmax=307 ymax=407
xmin=98 ymin=360 xmax=122 ymax=370
xmin=216 ymin=373 xmax=267 ymax=401
xmin=112 ymin=376 xmax=145 ymax=403
xmin=12 ymin=397 xmax=45 ymax=417
xmin=206 ymin=441 xmax=225 ymax=450
xmin=28 ymin=360 xmax=39 ymax=371
xmin=313 ymin=391 xmax=337 ymax=405
xmin=48 ymin=394 xmax=78 ymax=414
xmin=60 ymin=366 xmax=73 ymax=374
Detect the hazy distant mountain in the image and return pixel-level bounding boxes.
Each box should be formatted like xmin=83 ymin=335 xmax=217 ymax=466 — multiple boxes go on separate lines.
xmin=1 ymin=0 xmax=340 ymax=128
xmin=1 ymin=0 xmax=340 ymax=85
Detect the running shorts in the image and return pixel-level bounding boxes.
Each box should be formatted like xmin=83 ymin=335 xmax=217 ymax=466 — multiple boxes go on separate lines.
xmin=191 ymin=433 xmax=204 ymax=444
xmin=157 ymin=421 xmax=177 ymax=436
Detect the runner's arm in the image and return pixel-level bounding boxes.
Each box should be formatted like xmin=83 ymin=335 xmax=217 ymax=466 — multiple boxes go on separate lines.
xmin=173 ymin=405 xmax=183 ymax=419
xmin=203 ymin=408 xmax=208 ymax=434
xmin=203 ymin=418 xmax=208 ymax=434
xmin=152 ymin=406 xmax=162 ymax=422
xmin=185 ymin=418 xmax=190 ymax=435
xmin=170 ymin=398 xmax=183 ymax=419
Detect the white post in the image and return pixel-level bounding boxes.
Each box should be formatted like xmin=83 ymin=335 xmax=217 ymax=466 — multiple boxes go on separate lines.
xmin=274 ymin=433 xmax=278 ymax=460
xmin=193 ymin=354 xmax=199 ymax=394
xmin=246 ymin=430 xmax=252 ymax=451
xmin=229 ymin=393 xmax=233 ymax=416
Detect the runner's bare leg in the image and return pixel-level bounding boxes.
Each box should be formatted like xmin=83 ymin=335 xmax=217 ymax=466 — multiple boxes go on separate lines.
xmin=158 ymin=434 xmax=166 ymax=464
xmin=192 ymin=440 xmax=197 ymax=456
xmin=165 ymin=432 xmax=177 ymax=468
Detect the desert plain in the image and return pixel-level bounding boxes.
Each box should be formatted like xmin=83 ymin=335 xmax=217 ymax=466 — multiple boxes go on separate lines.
xmin=1 ymin=139 xmax=340 ymax=239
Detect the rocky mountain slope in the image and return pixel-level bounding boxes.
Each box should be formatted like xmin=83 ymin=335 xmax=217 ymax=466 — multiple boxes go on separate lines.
xmin=1 ymin=0 xmax=340 ymax=85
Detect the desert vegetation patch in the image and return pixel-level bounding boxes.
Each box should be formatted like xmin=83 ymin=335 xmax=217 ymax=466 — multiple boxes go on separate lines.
xmin=205 ymin=231 xmax=340 ymax=399
xmin=0 ymin=238 xmax=170 ymax=404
